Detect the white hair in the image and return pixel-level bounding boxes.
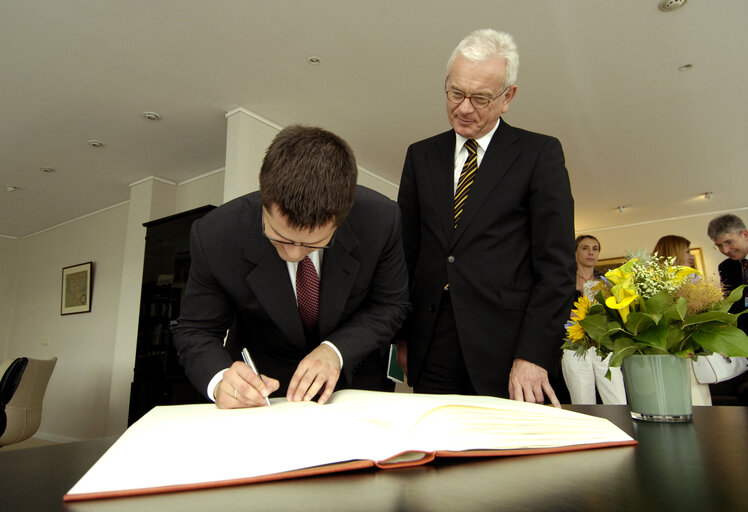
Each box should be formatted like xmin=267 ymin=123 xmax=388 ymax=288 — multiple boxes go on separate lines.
xmin=447 ymin=29 xmax=519 ymax=88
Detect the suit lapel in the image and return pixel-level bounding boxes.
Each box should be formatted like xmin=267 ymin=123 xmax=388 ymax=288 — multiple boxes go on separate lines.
xmin=424 ymin=131 xmax=459 ymax=241
xmin=319 ymin=221 xmax=360 ymax=336
xmin=242 ymin=228 xmax=307 ymax=351
xmin=451 ymin=121 xmax=519 ymax=246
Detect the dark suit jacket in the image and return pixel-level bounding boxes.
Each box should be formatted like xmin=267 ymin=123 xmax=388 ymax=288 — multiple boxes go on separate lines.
xmin=173 ymin=186 xmax=410 ymax=399
xmin=397 ymin=121 xmax=575 ymax=396
xmin=718 ymin=258 xmax=748 ymax=334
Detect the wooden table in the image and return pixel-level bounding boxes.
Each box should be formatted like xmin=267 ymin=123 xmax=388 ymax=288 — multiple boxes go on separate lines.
xmin=1 ymin=405 xmax=746 ymax=511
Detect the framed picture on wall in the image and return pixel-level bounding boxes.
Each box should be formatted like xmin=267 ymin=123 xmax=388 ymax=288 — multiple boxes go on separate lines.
xmin=61 ymin=262 xmax=93 ymax=315
xmin=690 ymin=247 xmax=705 ymax=274
xmin=595 ymin=257 xmax=627 ymax=275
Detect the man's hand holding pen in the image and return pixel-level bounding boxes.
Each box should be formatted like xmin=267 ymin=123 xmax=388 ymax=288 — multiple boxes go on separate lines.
xmin=214 ymin=344 xmax=342 ymax=409
xmin=215 ymin=361 xmax=279 ymax=409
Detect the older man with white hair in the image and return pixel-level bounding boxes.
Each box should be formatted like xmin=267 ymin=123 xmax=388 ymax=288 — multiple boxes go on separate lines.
xmin=397 ymin=29 xmax=575 ymax=405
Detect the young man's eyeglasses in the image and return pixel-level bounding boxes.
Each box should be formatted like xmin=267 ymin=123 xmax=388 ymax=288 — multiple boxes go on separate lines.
xmin=262 ymin=220 xmax=336 ymax=250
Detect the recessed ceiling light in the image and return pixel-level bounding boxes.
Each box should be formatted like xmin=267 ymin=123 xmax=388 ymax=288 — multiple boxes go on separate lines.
xmin=678 ymin=64 xmax=693 ymax=71
xmin=703 ymin=192 xmax=713 ymax=200
xmin=617 ymin=205 xmax=627 ymax=213
xmin=659 ymin=0 xmax=687 ymax=12
xmin=40 ymin=167 xmax=55 ymax=173
xmin=308 ymin=56 xmax=321 ymax=65
xmin=88 ymin=139 xmax=104 ymax=148
xmin=143 ymin=111 xmax=161 ymax=121
xmin=5 ymin=185 xmax=18 ymax=192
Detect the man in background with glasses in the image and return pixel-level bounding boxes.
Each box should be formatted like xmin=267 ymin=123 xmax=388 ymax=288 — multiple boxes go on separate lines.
xmin=708 ymin=214 xmax=748 ymax=336
xmin=397 ymin=29 xmax=575 ymax=405
xmin=174 ymin=125 xmax=409 ymax=408
xmin=706 ymin=214 xmax=748 ymax=405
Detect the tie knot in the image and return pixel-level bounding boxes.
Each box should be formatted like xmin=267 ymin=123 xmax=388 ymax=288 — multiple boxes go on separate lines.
xmin=299 ymin=255 xmax=314 ymax=271
xmin=465 ymin=139 xmax=478 ymax=155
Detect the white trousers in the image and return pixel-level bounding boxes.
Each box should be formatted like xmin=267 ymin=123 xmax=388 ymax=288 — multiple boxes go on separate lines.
xmin=689 ymin=360 xmax=712 ymax=406
xmin=562 ymin=348 xmax=627 ymax=404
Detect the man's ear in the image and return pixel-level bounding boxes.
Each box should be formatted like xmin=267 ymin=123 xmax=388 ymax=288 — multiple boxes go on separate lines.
xmin=501 ymin=85 xmax=518 ymax=114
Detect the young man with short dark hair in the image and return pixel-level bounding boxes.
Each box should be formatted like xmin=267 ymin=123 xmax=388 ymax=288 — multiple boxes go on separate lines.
xmin=174 ymin=125 xmax=410 ymax=408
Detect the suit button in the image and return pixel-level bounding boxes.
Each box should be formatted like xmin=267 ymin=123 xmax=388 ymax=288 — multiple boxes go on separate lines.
xmin=447 ymin=255 xmax=455 ymax=263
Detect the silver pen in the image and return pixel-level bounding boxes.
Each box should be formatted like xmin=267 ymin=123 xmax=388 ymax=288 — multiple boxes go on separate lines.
xmin=241 ymin=347 xmax=271 ymax=406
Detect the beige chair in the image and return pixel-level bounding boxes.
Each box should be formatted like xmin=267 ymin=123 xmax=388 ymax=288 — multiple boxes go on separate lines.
xmin=0 ymin=357 xmax=57 ymax=447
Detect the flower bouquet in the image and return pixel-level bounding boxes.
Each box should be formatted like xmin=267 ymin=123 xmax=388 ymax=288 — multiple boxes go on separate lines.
xmin=561 ymin=254 xmax=748 ymax=372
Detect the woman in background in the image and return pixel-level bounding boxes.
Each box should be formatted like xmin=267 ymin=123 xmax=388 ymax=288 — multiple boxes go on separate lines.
xmin=652 ymin=235 xmax=696 ymax=268
xmin=652 ymin=235 xmax=712 ymax=405
xmin=562 ymin=235 xmax=627 ymax=404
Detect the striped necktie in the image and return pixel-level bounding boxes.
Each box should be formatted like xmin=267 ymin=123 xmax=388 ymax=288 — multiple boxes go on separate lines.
xmin=454 ymin=139 xmax=478 ymax=228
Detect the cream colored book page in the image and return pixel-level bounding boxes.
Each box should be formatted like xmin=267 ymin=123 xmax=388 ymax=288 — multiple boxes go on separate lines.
xmin=67 ymin=398 xmax=400 ymax=496
xmin=406 ymin=399 xmax=634 ymax=451
xmin=68 ymin=391 xmax=633 ymax=496
xmin=329 ymin=390 xmax=632 ymax=452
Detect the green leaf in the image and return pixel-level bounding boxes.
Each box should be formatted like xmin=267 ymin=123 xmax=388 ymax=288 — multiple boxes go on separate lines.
xmin=674 ymin=297 xmax=688 ymax=321
xmin=683 ymin=311 xmax=737 ymax=327
xmin=608 ymin=338 xmax=637 ymax=367
xmin=692 ymin=323 xmax=748 ymax=356
xmin=579 ymin=315 xmax=622 ymax=342
xmin=666 ymin=324 xmax=687 ymax=350
xmin=724 ymin=285 xmax=747 ymax=308
xmin=639 ymin=346 xmax=670 ymax=356
xmin=632 ymin=320 xmax=669 ymax=349
xmin=643 ymin=292 xmax=674 ymax=315
xmin=589 ymin=302 xmax=606 ymax=315
xmin=560 ymin=339 xmax=576 ymax=351
xmin=624 ymin=312 xmax=656 ymax=334
xmin=672 ymin=347 xmax=694 ymax=359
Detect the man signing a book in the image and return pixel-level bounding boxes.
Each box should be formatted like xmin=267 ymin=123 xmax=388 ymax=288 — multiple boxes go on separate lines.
xmin=173 ymin=125 xmax=410 ymax=408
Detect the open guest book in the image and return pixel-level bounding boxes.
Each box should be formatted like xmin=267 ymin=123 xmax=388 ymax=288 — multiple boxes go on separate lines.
xmin=64 ymin=390 xmax=636 ymax=501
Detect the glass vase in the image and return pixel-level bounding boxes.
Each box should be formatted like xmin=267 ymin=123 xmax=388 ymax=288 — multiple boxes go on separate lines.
xmin=622 ymin=354 xmax=692 ymax=422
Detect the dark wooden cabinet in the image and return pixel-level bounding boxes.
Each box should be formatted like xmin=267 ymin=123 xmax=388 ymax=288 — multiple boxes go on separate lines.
xmin=128 ymin=205 xmax=215 ymax=425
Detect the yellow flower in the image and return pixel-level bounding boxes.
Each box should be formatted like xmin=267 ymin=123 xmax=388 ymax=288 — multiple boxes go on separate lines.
xmin=605 ymin=294 xmax=637 ymax=323
xmin=605 ymin=258 xmax=638 ymax=286
xmin=672 ymin=266 xmax=699 ymax=284
xmin=571 ymin=295 xmax=592 ymax=321
xmin=606 ymin=272 xmax=638 ymax=323
xmin=566 ymin=321 xmax=586 ymax=342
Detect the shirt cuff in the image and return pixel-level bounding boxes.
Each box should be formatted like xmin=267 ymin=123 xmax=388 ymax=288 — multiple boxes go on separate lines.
xmin=207 ymin=369 xmax=228 ymax=402
xmin=321 ymin=340 xmax=343 ymax=369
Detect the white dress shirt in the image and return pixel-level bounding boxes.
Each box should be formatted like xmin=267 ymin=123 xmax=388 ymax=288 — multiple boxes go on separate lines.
xmin=206 ymin=248 xmax=343 ymax=401
xmin=452 ymin=118 xmax=501 ymax=192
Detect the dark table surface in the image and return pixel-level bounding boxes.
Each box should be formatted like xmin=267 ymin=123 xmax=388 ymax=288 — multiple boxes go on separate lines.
xmin=1 ymin=405 xmax=746 ymax=512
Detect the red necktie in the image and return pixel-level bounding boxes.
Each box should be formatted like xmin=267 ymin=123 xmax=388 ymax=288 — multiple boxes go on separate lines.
xmin=296 ymin=256 xmax=319 ymax=328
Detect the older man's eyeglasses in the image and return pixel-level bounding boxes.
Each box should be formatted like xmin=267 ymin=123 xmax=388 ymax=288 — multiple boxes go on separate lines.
xmin=445 ymin=86 xmax=510 ymax=109
xmin=262 ymin=220 xmax=336 ymax=250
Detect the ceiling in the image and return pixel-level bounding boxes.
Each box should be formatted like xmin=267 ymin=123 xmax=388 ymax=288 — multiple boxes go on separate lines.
xmin=1 ymin=0 xmax=746 ymax=238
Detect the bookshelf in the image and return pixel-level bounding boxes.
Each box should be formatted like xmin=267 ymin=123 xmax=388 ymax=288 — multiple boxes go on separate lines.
xmin=127 ymin=205 xmax=215 ymax=425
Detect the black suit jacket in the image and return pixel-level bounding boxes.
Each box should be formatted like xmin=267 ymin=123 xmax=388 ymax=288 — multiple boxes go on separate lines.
xmin=718 ymin=258 xmax=748 ymax=334
xmin=397 ymin=121 xmax=575 ymax=396
xmin=173 ymin=186 xmax=410 ymax=399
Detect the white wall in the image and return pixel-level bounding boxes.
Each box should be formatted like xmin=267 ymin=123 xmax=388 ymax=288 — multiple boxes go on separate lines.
xmin=6 ymin=204 xmax=128 ymax=441
xmin=358 ymin=168 xmax=398 ymax=200
xmin=0 ymin=237 xmax=19 ymax=357
xmin=2 ymin=172 xmax=224 ymax=442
